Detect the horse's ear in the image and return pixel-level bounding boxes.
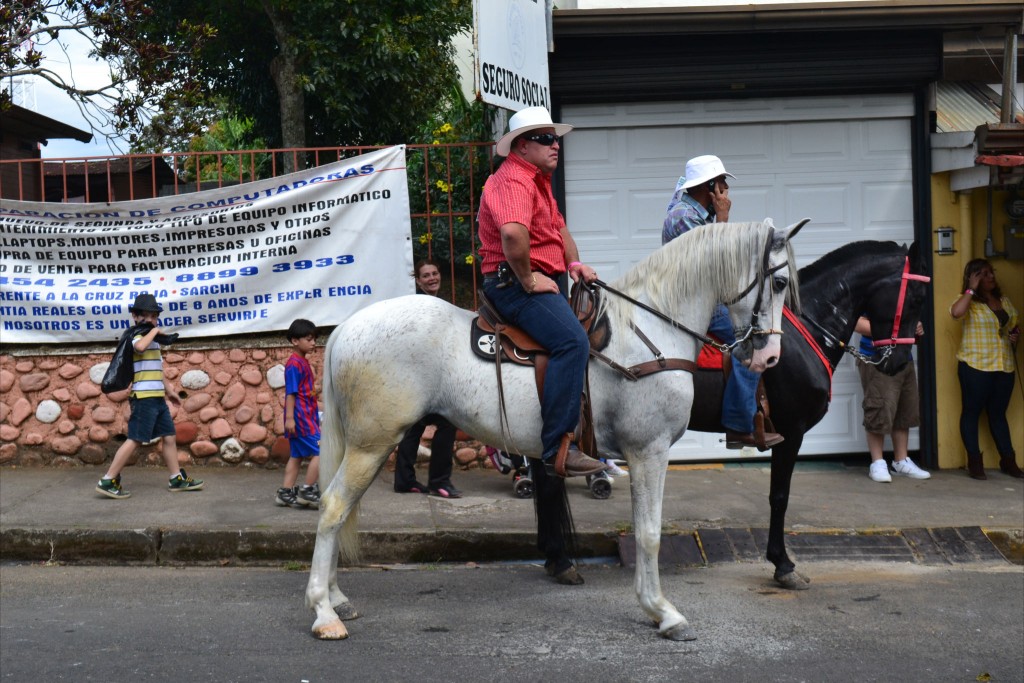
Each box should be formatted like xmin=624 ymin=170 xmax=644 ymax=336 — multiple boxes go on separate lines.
xmin=782 ymin=218 xmax=811 ymax=243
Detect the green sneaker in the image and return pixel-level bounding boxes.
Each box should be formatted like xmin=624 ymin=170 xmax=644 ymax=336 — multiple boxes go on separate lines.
xmin=168 ymin=469 xmax=204 ymax=492
xmin=96 ymin=476 xmax=131 ymax=499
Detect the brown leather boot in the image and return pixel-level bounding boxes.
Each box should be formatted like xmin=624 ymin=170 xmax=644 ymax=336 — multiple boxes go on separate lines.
xmin=966 ymin=453 xmax=987 ymax=480
xmin=548 ymin=433 xmax=607 ymax=478
xmin=999 ymin=454 xmax=1024 ymax=479
xmin=726 ymin=430 xmax=784 ymax=451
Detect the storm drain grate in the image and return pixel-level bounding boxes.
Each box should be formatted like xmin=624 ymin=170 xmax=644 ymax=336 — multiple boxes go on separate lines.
xmin=617 ymin=527 xmax=1010 ymax=567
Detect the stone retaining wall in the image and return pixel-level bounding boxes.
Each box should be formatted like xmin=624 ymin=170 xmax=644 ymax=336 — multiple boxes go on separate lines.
xmin=0 ymin=347 xmax=492 ymax=470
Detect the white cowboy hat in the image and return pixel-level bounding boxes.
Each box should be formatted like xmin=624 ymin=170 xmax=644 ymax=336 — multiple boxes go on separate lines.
xmin=680 ymin=154 xmax=736 ymax=190
xmin=495 ymin=106 xmax=574 ymax=157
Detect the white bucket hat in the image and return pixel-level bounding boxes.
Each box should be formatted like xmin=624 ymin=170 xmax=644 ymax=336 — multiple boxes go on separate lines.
xmin=679 ymin=154 xmax=736 ymax=190
xmin=495 ymin=106 xmax=574 ymax=157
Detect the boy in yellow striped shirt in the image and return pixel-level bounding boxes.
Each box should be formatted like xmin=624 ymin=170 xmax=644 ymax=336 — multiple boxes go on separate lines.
xmin=96 ymin=294 xmax=203 ymax=499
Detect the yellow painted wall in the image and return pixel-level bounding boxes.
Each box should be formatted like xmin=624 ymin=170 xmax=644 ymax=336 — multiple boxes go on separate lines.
xmin=930 ymin=173 xmax=1024 ymax=471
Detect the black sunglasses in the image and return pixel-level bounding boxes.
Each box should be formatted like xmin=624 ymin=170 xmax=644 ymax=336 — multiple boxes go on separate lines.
xmin=523 ymin=132 xmax=561 ymax=146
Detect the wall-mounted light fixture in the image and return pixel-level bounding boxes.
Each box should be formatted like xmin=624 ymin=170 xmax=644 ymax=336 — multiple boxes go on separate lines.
xmin=935 ymin=226 xmax=956 ymax=255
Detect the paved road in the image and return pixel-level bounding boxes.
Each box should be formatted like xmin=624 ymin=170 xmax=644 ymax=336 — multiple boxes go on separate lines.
xmin=2 ymin=561 xmax=1021 ymax=682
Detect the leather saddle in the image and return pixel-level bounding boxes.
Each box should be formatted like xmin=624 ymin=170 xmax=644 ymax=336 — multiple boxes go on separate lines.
xmin=470 ymin=281 xmax=608 ymax=366
xmin=470 ymin=281 xmax=608 ymax=459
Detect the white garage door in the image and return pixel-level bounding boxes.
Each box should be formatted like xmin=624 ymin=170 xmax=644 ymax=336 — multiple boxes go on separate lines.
xmin=562 ymin=94 xmax=917 ymax=460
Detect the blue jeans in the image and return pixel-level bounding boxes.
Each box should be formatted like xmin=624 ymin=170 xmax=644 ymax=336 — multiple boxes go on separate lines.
xmin=709 ymin=304 xmax=761 ymax=433
xmin=126 ymin=397 xmax=175 ymax=443
xmin=484 ymin=278 xmax=589 ymax=460
xmin=957 ymin=362 xmax=1015 ymax=456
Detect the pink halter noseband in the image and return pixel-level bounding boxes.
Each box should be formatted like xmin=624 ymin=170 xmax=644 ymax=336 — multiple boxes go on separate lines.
xmin=871 ymin=256 xmax=931 ymax=348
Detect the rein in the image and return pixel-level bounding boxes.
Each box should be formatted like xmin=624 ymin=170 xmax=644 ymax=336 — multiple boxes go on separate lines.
xmin=593 ymin=227 xmax=788 ymax=353
xmin=800 ymin=254 xmax=931 ymax=367
xmin=593 ymin=278 xmax=729 ymax=352
xmin=802 ymin=314 xmax=894 ymax=366
xmin=585 ymin=228 xmax=788 ymax=382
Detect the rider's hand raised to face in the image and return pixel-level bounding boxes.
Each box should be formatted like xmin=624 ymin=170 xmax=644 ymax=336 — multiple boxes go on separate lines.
xmin=712 ymin=182 xmax=731 ymax=223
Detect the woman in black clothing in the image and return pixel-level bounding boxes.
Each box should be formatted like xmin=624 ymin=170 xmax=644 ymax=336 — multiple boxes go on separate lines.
xmin=393 ymin=260 xmax=462 ymax=498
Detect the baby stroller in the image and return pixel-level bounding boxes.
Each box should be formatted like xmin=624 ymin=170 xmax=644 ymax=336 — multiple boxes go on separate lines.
xmin=487 ymin=447 xmax=614 ymax=499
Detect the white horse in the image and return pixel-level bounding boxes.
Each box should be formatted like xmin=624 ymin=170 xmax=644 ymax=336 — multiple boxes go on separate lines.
xmin=306 ymin=218 xmax=805 ymax=641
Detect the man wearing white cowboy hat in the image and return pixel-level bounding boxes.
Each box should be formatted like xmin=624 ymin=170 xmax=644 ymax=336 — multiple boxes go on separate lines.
xmin=662 ymin=155 xmax=784 ymax=451
xmin=478 ymin=106 xmax=607 ymax=478
xmin=662 ymin=154 xmax=735 ymax=243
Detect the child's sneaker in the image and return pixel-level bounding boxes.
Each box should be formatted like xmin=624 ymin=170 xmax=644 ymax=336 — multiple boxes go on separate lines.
xmin=276 ymin=485 xmax=299 ymax=507
xmin=892 ymin=457 xmax=931 ymax=479
xmin=275 ymin=486 xmax=299 ymax=507
xmin=487 ymin=447 xmax=514 ymax=475
xmin=604 ymin=459 xmax=628 ymax=477
xmin=168 ymin=469 xmax=204 ymax=491
xmin=297 ymin=484 xmax=320 ymax=509
xmin=96 ymin=475 xmax=131 ymax=499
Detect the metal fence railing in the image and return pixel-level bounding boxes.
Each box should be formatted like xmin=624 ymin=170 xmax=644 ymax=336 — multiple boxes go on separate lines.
xmin=1 ymin=143 xmax=499 ymax=309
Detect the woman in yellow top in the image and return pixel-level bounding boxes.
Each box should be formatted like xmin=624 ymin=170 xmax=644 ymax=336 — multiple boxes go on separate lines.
xmin=950 ymin=259 xmax=1021 ymax=480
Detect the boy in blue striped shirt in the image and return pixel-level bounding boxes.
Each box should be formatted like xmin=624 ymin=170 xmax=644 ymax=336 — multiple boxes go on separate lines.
xmin=96 ymin=293 xmax=203 ymax=499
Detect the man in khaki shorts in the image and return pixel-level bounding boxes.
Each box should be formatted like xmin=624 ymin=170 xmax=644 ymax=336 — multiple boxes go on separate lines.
xmin=855 ymin=316 xmax=930 ymax=483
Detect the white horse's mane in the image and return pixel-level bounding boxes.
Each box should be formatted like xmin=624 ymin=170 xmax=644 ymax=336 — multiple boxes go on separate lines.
xmin=599 ymin=221 xmax=799 ymax=333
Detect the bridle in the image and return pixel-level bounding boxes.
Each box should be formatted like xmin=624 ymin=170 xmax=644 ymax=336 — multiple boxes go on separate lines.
xmin=870 ymin=256 xmax=931 ymax=349
xmin=723 ymin=225 xmax=788 ymax=345
xmin=804 ymin=254 xmax=930 ymax=367
xmin=594 ymin=227 xmax=788 ymax=354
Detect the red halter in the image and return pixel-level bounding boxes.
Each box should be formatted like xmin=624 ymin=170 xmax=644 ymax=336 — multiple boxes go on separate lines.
xmin=872 ymin=256 xmax=931 ymax=348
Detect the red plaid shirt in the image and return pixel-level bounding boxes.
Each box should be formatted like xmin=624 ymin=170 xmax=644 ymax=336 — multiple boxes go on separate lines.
xmin=477 ymin=153 xmax=567 ymax=275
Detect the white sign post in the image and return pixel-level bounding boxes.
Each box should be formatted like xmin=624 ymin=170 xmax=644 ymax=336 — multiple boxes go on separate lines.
xmin=474 ymin=0 xmax=551 ymax=112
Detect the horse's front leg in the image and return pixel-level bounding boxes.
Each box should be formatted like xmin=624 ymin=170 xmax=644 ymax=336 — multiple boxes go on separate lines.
xmin=767 ymin=438 xmax=811 ymax=590
xmin=628 ymin=451 xmax=696 ymax=641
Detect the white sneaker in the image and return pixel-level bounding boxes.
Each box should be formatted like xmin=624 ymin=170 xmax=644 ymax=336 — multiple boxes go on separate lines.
xmin=892 ymin=457 xmax=931 ymax=480
xmin=868 ymin=460 xmax=892 ymax=483
xmin=604 ymin=460 xmax=628 ymax=477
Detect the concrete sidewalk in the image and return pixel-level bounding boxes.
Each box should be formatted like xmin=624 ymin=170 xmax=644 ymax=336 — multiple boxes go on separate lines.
xmin=1 ymin=461 xmax=1022 ymax=567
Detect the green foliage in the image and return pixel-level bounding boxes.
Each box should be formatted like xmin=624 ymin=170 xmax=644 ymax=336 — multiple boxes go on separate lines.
xmin=406 ymin=88 xmax=497 ymax=292
xmin=173 ymin=115 xmax=271 ymax=183
xmin=3 ymin=1 xmax=472 ymax=152
xmin=126 ymin=0 xmax=472 ymax=150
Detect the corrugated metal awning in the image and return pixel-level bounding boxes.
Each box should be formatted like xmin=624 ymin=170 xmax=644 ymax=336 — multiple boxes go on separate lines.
xmin=935 ymin=82 xmax=1023 ymax=133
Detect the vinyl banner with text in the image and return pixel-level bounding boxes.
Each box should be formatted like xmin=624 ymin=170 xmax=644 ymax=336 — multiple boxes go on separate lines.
xmin=0 ymin=146 xmax=414 ymax=344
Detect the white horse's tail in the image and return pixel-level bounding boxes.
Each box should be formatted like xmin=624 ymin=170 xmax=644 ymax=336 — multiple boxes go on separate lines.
xmin=318 ymin=327 xmax=362 ymax=565
xmin=318 ymin=327 xmax=346 ymax=485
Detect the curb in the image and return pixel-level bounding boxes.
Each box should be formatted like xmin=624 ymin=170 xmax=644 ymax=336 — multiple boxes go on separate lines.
xmin=0 ymin=528 xmax=618 ymax=567
xmin=3 ymin=527 xmax=1019 ymax=567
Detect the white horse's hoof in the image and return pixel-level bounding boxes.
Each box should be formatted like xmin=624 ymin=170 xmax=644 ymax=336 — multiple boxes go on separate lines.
xmin=335 ymin=602 xmax=360 ymax=621
xmin=775 ymin=570 xmax=812 ymax=590
xmin=661 ymin=622 xmax=698 ymax=641
xmin=312 ymin=616 xmax=349 ymax=640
